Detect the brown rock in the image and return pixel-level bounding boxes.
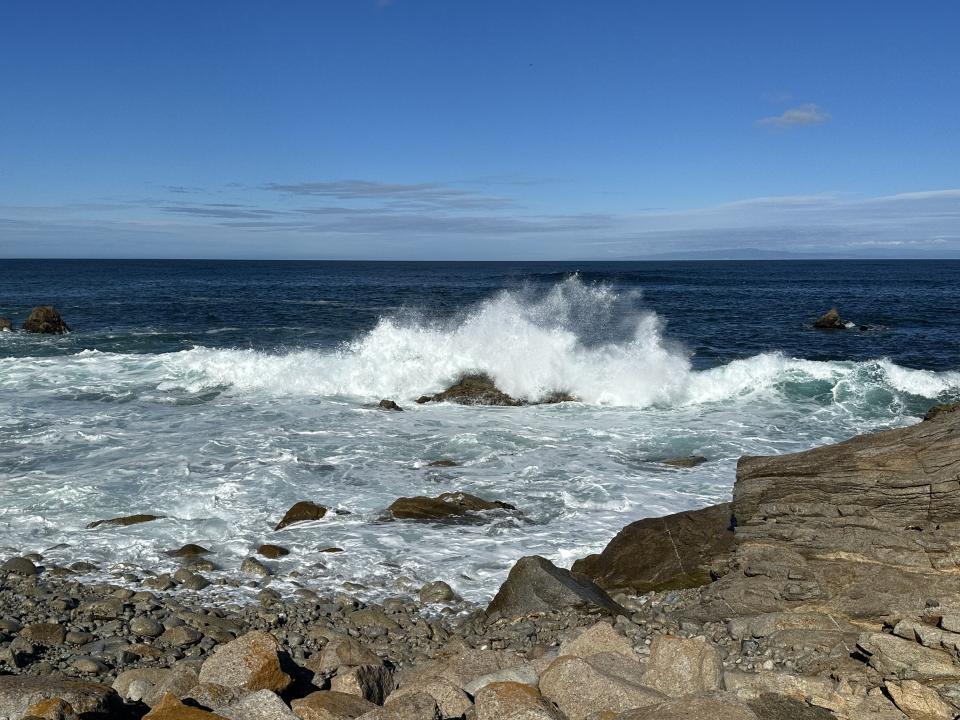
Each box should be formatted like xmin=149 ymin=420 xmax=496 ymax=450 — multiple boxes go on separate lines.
xmin=615 ymin=693 xmax=759 ymax=720
xmin=19 ymin=622 xmax=66 ymax=646
xmin=292 ymin=691 xmax=377 ymax=720
xmin=22 ymin=305 xmax=70 ymax=334
xmin=357 ymin=692 xmax=439 ymax=720
xmin=197 ymin=631 xmax=292 ymax=692
xmin=885 ymin=680 xmax=955 ymax=720
xmin=539 ymin=654 xmax=663 ymax=720
xmin=306 ymin=637 xmax=383 ymax=677
xmin=379 ymin=399 xmax=403 ymax=411
xmin=558 ymin=622 xmax=638 ymax=661
xmin=640 ymin=635 xmax=722 ymax=697
xmin=386 ymin=492 xmax=518 ymax=522
xmin=924 ymin=402 xmax=960 ymax=422
xmin=23 ymin=698 xmax=74 ymax=720
xmin=331 ymin=665 xmax=394 ymax=705
xmin=0 ymin=676 xmax=122 ymax=719
xmin=166 ymin=544 xmax=210 ymax=557
xmin=258 ymin=544 xmax=290 ymax=559
xmin=425 ymin=459 xmax=457 ymax=467
xmin=486 ymin=555 xmax=628 ymax=620
xmin=384 ymin=678 xmax=470 ymax=718
xmin=856 ymin=633 xmax=960 ymax=680
xmin=87 ymin=513 xmax=163 ymax=528
xmin=813 ymin=307 xmax=846 ymax=329
xmin=421 ymin=373 xmax=521 ymax=406
xmin=0 ymin=317 xmax=11 ymax=332
xmin=144 ymin=693 xmax=228 ymax=719
xmin=275 ymin=501 xmax=328 ymax=530
xmin=657 ymin=455 xmax=708 ymax=467
xmin=572 ymin=503 xmax=733 ymax=593
xmin=474 ymin=681 xmax=563 ymax=720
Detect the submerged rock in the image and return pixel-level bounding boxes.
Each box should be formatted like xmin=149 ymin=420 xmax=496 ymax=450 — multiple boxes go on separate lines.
xmin=386 ymin=492 xmax=518 ymax=523
xmin=258 ymin=543 xmax=290 ymax=559
xmin=813 ymin=307 xmax=847 ymax=329
xmin=572 ymin=503 xmax=734 ymax=593
xmin=275 ymin=500 xmax=328 ymax=530
xmin=486 ymin=555 xmax=628 ymax=619
xmin=420 ymin=373 xmax=521 ymax=406
xmin=426 ymin=459 xmax=458 ymax=467
xmin=22 ymin=305 xmax=70 ymax=334
xmin=657 ymin=455 xmax=708 ymax=468
xmin=87 ymin=513 xmax=164 ymax=529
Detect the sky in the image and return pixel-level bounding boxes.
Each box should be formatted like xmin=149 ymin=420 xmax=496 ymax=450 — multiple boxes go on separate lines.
xmin=1 ymin=1 xmax=959 ymax=260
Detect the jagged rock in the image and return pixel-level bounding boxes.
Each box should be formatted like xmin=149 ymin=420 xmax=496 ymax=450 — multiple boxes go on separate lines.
xmin=695 ymin=408 xmax=960 ymax=624
xmin=87 ymin=513 xmax=163 ymax=528
xmin=0 ymin=676 xmax=122 ymax=719
xmin=885 ymin=680 xmax=955 ymax=720
xmin=925 ymin=402 xmax=960 ymax=422
xmin=420 ymin=373 xmax=521 ymax=406
xmin=292 ymin=691 xmax=377 ymax=720
xmin=813 ymin=307 xmax=847 ymax=329
xmin=641 ymin=635 xmax=722 ymax=697
xmin=331 ymin=665 xmax=394 ymax=705
xmin=386 ymin=492 xmax=518 ymax=523
xmin=306 ymin=637 xmax=383 ymax=677
xmin=557 ymin=622 xmax=638 ymax=661
xmin=384 ymin=678 xmax=471 ymax=718
xmin=614 ymin=693 xmax=759 ymax=720
xmin=379 ymin=399 xmax=403 ymax=411
xmin=257 ymin=544 xmax=290 ymax=559
xmin=486 ymin=555 xmax=628 ymax=619
xmin=539 ymin=653 xmax=664 ymax=720
xmin=357 ymin=692 xmax=439 ymax=720
xmin=197 ymin=631 xmax=292 ymax=692
xmin=857 ymin=633 xmax=960 ymax=680
xmin=0 ymin=317 xmax=11 ymax=332
xmin=474 ymin=681 xmax=563 ymax=720
xmin=22 ymin=305 xmax=70 ymax=334
xmin=572 ymin=503 xmax=734 ymax=593
xmin=275 ymin=500 xmax=328 ymax=530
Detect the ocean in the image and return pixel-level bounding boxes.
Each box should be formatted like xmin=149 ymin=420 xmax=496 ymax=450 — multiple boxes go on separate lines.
xmin=2 ymin=259 xmax=959 ymax=603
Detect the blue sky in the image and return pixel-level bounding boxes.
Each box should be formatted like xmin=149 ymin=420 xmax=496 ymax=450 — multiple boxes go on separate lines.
xmin=1 ymin=1 xmax=959 ymax=259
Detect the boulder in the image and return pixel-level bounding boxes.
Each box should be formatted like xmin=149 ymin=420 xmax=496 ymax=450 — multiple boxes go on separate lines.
xmin=386 ymin=492 xmax=518 ymax=523
xmin=166 ymin=544 xmax=210 ymax=557
xmin=558 ymin=622 xmax=638 ymax=662
xmin=419 ymin=373 xmax=521 ymax=406
xmin=462 ymin=667 xmax=539 ymax=697
xmin=356 ymin=692 xmax=439 ymax=720
xmin=197 ymin=631 xmax=292 ymax=692
xmin=572 ymin=503 xmax=734 ymax=593
xmin=275 ymin=501 xmax=328 ymax=530
xmin=614 ymin=693 xmax=759 ymax=720
xmin=640 ymin=635 xmax=723 ymax=697
xmin=0 ymin=317 xmax=11 ymax=332
xmin=144 ymin=693 xmax=228 ymax=719
xmin=539 ymin=654 xmax=664 ymax=720
xmin=885 ymin=680 xmax=955 ymax=720
xmin=258 ymin=544 xmax=290 ymax=559
xmin=474 ymin=681 xmax=563 ymax=720
xmin=22 ymin=305 xmax=70 ymax=334
xmin=113 ymin=667 xmax=199 ymax=706
xmin=19 ymin=622 xmax=66 ymax=646
xmin=292 ymin=691 xmax=377 ymax=720
xmin=856 ymin=633 xmax=960 ymax=680
xmin=331 ymin=665 xmax=395 ymax=705
xmin=925 ymin=401 xmax=960 ymax=422
xmin=218 ymin=689 xmax=297 ymax=720
xmin=813 ymin=307 xmax=847 ymax=329
xmin=1 ymin=555 xmax=38 ymax=576
xmin=384 ymin=678 xmax=471 ymax=718
xmin=419 ymin=581 xmax=456 ymax=604
xmin=378 ymin=399 xmax=403 ymax=411
xmin=306 ymin=637 xmax=383 ymax=678
xmin=0 ymin=676 xmax=122 ymax=719
xmin=87 ymin=513 xmax=163 ymax=528
xmin=486 ymin=555 xmax=628 ymax=619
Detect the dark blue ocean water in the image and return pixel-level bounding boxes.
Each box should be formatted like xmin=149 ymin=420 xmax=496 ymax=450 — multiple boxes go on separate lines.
xmin=2 ymin=259 xmax=959 ymax=370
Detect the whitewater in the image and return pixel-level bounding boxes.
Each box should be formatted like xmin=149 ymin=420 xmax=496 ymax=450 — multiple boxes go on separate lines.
xmin=2 ymin=274 xmax=959 ymax=602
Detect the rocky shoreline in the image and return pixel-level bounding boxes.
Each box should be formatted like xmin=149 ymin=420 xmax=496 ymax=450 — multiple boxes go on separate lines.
xmin=2 ymin=403 xmax=960 ymax=719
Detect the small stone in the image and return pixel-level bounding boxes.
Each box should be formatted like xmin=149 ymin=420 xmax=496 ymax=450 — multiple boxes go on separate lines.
xmin=258 ymin=544 xmax=290 ymax=559
xmin=71 ymin=656 xmax=109 ymax=673
xmin=419 ymin=581 xmax=456 ymax=604
xmin=241 ymin=557 xmax=272 ymax=577
xmin=161 ymin=625 xmax=203 ymax=647
xmin=131 ymin=616 xmax=165 ymax=638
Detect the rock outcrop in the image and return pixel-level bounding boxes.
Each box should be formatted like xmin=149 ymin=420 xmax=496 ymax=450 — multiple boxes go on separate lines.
xmin=417 ymin=373 xmax=521 ymax=406
xmin=275 ymin=501 xmax=328 ymax=530
xmin=22 ymin=305 xmax=70 ymax=334
xmin=813 ymin=307 xmax=847 ymax=329
xmin=87 ymin=513 xmax=164 ymax=529
xmin=0 ymin=317 xmax=11 ymax=332
xmin=572 ymin=503 xmax=734 ymax=592
xmin=386 ymin=491 xmax=519 ymax=523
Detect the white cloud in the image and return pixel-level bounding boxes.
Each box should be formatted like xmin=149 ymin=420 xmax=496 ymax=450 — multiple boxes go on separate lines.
xmin=757 ymin=103 xmax=830 ymax=128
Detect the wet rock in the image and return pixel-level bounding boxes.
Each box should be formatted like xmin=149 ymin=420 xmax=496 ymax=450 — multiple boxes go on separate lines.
xmin=22 ymin=305 xmax=70 ymax=334
xmin=539 ymin=654 xmax=663 ymax=720
xmin=258 ymin=544 xmax=290 ymax=559
xmin=640 ymin=635 xmax=722 ymax=697
xmin=813 ymin=307 xmax=847 ymax=329
xmin=241 ymin=557 xmax=272 ymax=577
xmin=572 ymin=503 xmax=733 ymax=593
xmin=87 ymin=513 xmax=163 ymax=529
xmin=425 ymin=459 xmax=457 ymax=467
xmin=275 ymin=501 xmax=328 ymax=530
xmin=386 ymin=492 xmax=518 ymax=523
xmin=885 ymin=679 xmax=955 ymax=720
xmin=420 ymin=373 xmax=521 ymax=406
xmin=474 ymin=681 xmax=561 ymax=720
xmin=657 ymin=455 xmax=708 ymax=468
xmin=419 ymin=581 xmax=456 ymax=604
xmin=167 ymin=544 xmax=211 ymax=558
xmin=486 ymin=555 xmax=628 ymax=619
xmin=379 ymin=399 xmax=403 ymax=412
xmin=198 ymin=631 xmax=292 ymax=692
xmin=1 ymin=555 xmax=38 ymax=576
xmin=291 ymin=690 xmax=377 ymax=720
xmin=0 ymin=317 xmax=11 ymax=332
